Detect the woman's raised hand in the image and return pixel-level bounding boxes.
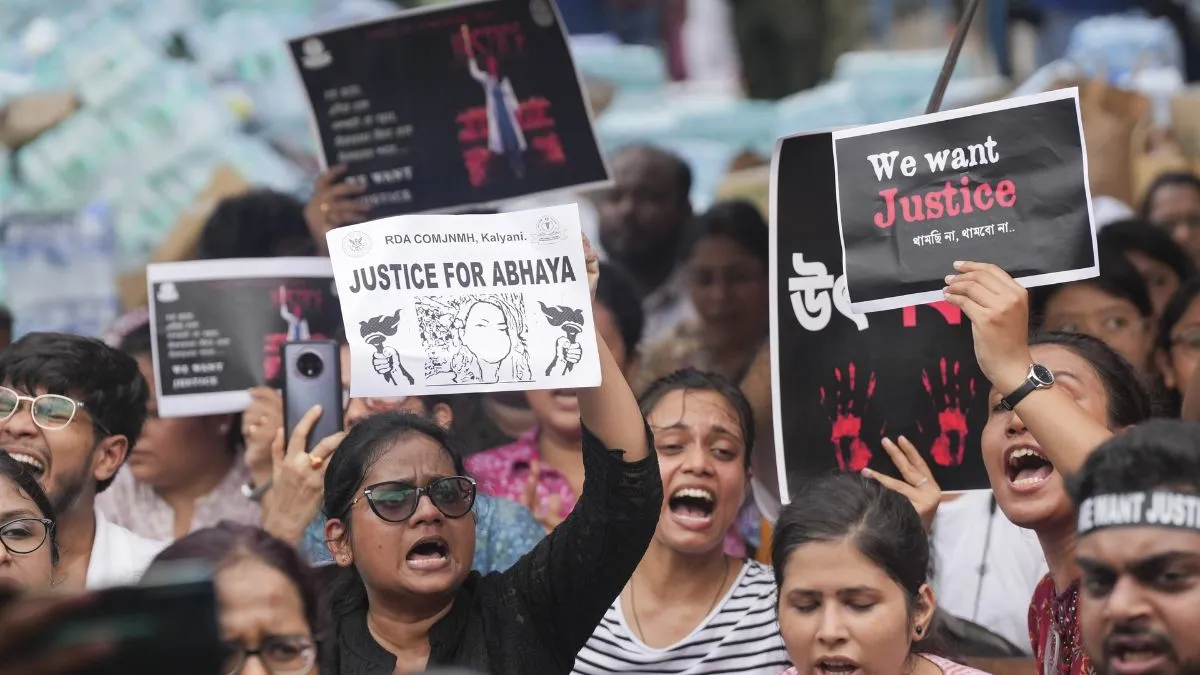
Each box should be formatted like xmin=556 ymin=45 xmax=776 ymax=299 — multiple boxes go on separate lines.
xmin=260 ymin=405 xmax=346 ymax=545
xmin=942 ymin=261 xmax=1033 ymax=395
xmin=863 ymin=436 xmax=941 ymax=534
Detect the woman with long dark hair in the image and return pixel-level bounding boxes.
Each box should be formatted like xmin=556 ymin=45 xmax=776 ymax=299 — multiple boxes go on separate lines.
xmin=636 ymin=200 xmax=770 ymax=391
xmin=573 ymin=369 xmax=789 ymax=674
xmin=316 ymin=238 xmax=662 ymax=674
xmin=773 ymin=473 xmax=981 ymax=675
xmin=944 ymin=261 xmax=1153 ymax=674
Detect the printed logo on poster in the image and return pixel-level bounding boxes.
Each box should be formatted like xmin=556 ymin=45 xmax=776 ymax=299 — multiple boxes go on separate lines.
xmin=156 ymin=282 xmax=180 ymax=303
xmin=529 ymin=0 xmax=555 ymax=27
xmin=341 ymin=230 xmax=373 ymax=258
xmin=301 ymin=38 xmax=332 ymax=70
xmin=531 ymin=215 xmax=566 ymax=245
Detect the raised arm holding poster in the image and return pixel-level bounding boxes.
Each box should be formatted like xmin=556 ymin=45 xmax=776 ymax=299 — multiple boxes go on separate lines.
xmin=834 ymin=88 xmax=1099 ymax=313
xmin=772 ymin=131 xmax=991 ymax=499
xmin=287 ymin=0 xmax=609 ymax=219
xmin=147 ymin=258 xmax=340 ymax=417
xmin=329 ymin=204 xmax=599 ymax=396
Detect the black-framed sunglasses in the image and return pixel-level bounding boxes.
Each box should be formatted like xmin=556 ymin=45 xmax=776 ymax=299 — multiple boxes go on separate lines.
xmin=0 ymin=518 xmax=53 ymax=556
xmin=220 ymin=635 xmax=316 ymax=675
xmin=351 ymin=476 xmax=477 ymax=523
xmin=0 ymin=386 xmax=108 ymax=434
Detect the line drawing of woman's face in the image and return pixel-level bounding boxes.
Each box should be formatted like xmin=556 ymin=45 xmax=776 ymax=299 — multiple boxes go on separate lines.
xmin=460 ymin=301 xmax=512 ymax=365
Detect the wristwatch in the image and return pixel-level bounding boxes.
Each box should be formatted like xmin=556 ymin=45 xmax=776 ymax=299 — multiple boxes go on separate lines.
xmin=999 ymin=364 xmax=1055 ymax=411
xmin=240 ymin=477 xmax=273 ymax=502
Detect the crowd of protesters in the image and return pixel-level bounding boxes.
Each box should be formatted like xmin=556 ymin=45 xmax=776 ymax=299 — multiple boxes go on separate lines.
xmin=0 ymin=125 xmax=1198 ymax=675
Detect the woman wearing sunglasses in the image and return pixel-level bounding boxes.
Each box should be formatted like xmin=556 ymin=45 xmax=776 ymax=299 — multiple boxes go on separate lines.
xmin=318 ymin=238 xmax=662 ymax=675
xmin=0 ymin=453 xmax=57 ymax=590
xmin=149 ymin=522 xmax=321 ymax=675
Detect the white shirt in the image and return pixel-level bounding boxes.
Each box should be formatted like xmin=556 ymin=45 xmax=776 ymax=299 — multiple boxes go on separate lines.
xmin=573 ymin=560 xmax=792 ymax=675
xmin=931 ymin=491 xmax=1048 ymax=653
xmin=85 ymin=508 xmax=167 ymax=590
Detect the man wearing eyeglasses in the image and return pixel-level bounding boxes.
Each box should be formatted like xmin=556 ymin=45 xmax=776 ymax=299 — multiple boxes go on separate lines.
xmin=0 ymin=332 xmax=165 ymax=590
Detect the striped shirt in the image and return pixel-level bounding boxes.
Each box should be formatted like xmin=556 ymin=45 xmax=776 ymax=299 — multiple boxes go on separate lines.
xmin=573 ymin=560 xmax=792 ymax=675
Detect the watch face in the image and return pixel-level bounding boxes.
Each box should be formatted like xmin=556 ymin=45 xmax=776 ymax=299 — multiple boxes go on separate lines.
xmin=1031 ymin=364 xmax=1055 ymax=386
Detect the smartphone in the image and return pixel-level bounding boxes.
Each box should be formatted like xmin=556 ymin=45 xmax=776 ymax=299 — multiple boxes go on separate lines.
xmin=9 ymin=560 xmax=222 ymax=674
xmin=283 ymin=340 xmax=344 ymax=452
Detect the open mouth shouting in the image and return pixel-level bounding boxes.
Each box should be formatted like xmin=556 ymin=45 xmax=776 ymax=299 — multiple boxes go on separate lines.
xmin=813 ymin=656 xmax=861 ymax=675
xmin=1004 ymin=445 xmax=1054 ymax=492
xmin=1105 ymin=633 xmax=1175 ymax=675
xmin=1 ymin=449 xmax=46 ymax=479
xmin=405 ymin=536 xmax=450 ymax=572
xmin=668 ymin=486 xmax=716 ymax=530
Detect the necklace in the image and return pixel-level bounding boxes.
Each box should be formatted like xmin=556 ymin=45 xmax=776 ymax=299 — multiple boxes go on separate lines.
xmin=628 ymin=556 xmax=732 ymax=644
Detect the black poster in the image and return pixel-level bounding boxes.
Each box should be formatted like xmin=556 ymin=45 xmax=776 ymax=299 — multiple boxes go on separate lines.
xmin=771 ymin=131 xmax=991 ymax=496
xmin=833 ymin=88 xmax=1098 ymax=313
xmin=147 ymin=259 xmax=341 ymax=417
xmin=288 ymin=0 xmax=610 ymax=218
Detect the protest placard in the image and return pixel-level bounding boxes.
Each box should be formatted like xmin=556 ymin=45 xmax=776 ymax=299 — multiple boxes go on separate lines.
xmin=288 ymin=0 xmax=609 ymax=219
xmin=772 ymin=130 xmax=991 ymax=500
xmin=147 ymin=258 xmax=340 ymax=417
xmin=328 ymin=204 xmax=599 ymax=397
xmin=833 ymin=88 xmax=1099 ymax=313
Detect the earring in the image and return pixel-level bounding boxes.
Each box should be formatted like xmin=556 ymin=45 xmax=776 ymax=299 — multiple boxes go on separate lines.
xmin=915 ymin=626 xmax=924 ymax=636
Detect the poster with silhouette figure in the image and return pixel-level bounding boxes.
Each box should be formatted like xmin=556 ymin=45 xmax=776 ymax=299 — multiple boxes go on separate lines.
xmin=287 ymin=0 xmax=609 ymax=220
xmin=771 ymin=130 xmax=991 ymax=498
xmin=328 ymin=203 xmax=598 ymax=396
xmin=146 ymin=258 xmax=340 ymax=417
xmin=833 ymin=88 xmax=1098 ymax=313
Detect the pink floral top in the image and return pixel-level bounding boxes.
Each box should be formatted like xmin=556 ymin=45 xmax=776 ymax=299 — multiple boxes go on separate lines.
xmin=466 ymin=427 xmax=578 ymax=521
xmin=466 ymin=426 xmax=749 ymax=556
xmin=781 ymin=654 xmax=988 ymax=675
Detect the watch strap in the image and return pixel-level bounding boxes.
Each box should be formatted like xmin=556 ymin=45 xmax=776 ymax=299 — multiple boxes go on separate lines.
xmin=1001 ymin=374 xmax=1041 ymax=411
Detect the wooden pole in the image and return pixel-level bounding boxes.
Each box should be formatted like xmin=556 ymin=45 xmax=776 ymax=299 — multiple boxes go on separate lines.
xmin=925 ymin=0 xmax=985 ymax=114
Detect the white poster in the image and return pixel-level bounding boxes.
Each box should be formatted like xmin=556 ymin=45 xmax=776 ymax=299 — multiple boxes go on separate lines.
xmin=329 ymin=204 xmax=600 ymax=396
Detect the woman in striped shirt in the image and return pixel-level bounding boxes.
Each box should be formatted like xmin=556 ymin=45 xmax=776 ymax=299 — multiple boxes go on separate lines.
xmin=573 ymin=369 xmax=791 ymax=675
xmin=774 ymin=474 xmax=987 ymax=675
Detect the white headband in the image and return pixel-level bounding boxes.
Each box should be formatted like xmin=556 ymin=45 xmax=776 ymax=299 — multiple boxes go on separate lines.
xmin=1077 ymin=491 xmax=1200 ymax=537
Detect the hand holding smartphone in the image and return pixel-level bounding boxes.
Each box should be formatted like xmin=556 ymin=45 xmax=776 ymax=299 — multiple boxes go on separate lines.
xmin=282 ymin=340 xmax=344 ymax=452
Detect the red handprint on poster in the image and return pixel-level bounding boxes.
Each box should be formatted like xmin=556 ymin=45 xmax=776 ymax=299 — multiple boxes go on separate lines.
xmin=919 ymin=358 xmax=975 ymax=466
xmin=820 ymin=363 xmax=877 ymax=471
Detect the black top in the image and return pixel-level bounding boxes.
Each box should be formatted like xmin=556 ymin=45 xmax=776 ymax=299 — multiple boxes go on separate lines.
xmin=320 ymin=424 xmax=662 ymax=675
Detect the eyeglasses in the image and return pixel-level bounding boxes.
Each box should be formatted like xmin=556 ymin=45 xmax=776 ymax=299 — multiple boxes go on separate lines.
xmin=0 ymin=387 xmax=106 ymax=433
xmin=351 ymin=476 xmax=477 ymax=523
xmin=0 ymin=518 xmax=53 ymax=555
xmin=221 ymin=635 xmax=316 ymax=675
